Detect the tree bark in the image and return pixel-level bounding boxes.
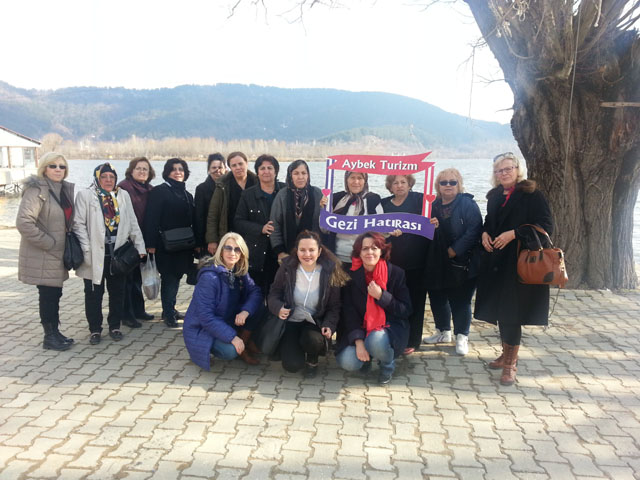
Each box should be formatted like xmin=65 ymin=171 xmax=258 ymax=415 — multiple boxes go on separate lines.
xmin=464 ymin=0 xmax=640 ymax=289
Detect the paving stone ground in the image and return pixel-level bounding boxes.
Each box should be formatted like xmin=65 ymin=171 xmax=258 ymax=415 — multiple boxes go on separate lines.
xmin=1 ymin=227 xmax=640 ymax=480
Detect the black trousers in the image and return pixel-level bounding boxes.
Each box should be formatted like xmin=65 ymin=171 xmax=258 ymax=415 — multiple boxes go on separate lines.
xmin=406 ymin=268 xmax=428 ymax=348
xmin=123 ymin=265 xmax=146 ymax=319
xmin=84 ymin=255 xmax=126 ymax=333
xmin=499 ymin=322 xmax=522 ymax=346
xmin=37 ymin=285 xmax=63 ymax=326
xmin=279 ymin=322 xmax=326 ymax=373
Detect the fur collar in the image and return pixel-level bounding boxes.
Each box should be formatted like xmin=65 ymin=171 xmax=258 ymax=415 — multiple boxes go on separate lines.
xmin=487 ymin=179 xmax=536 ymax=199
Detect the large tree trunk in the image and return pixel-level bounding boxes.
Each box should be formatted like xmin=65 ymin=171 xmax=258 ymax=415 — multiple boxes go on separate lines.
xmin=465 ymin=0 xmax=640 ymax=289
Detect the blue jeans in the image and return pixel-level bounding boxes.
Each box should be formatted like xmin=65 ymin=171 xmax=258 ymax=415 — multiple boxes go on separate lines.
xmin=428 ymin=278 xmax=476 ymax=336
xmin=336 ymin=330 xmax=395 ymax=376
xmin=211 ymin=339 xmax=239 ymax=360
xmin=160 ymin=272 xmax=182 ymax=318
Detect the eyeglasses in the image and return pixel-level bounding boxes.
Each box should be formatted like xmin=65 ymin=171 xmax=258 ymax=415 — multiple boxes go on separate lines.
xmin=134 ymin=166 xmax=149 ymax=172
xmin=361 ymin=246 xmax=380 ymax=253
xmin=223 ymin=245 xmax=242 ymax=254
xmin=494 ymin=166 xmax=517 ymax=175
xmin=172 ymin=167 xmax=185 ymax=172
xmin=47 ymin=164 xmax=67 ymax=170
xmin=439 ymin=180 xmax=458 ymax=186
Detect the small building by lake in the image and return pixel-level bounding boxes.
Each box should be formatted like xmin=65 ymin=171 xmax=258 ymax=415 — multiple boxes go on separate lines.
xmin=0 ymin=126 xmax=40 ymax=192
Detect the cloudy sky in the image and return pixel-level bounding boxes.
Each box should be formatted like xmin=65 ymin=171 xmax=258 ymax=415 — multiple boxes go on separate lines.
xmin=1 ymin=0 xmax=513 ymax=123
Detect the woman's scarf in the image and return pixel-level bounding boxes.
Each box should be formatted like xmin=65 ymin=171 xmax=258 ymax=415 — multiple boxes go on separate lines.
xmin=285 ymin=160 xmax=311 ymax=220
xmin=501 ymin=185 xmax=515 ymax=207
xmin=333 ymin=172 xmax=371 ymax=216
xmin=351 ymin=257 xmax=388 ymax=335
xmin=92 ymin=163 xmax=120 ymax=232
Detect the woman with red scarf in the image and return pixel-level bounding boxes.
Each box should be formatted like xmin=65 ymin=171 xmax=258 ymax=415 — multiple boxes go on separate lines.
xmin=474 ymin=152 xmax=553 ymax=386
xmin=335 ymin=232 xmax=412 ymax=385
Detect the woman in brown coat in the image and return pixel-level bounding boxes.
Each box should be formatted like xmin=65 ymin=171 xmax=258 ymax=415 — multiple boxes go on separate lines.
xmin=16 ymin=152 xmax=75 ymax=351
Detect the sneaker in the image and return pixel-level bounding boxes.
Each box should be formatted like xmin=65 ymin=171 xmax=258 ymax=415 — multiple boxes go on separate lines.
xmin=90 ymin=333 xmax=101 ymax=345
xmin=378 ymin=371 xmax=393 ymax=385
xmin=455 ymin=334 xmax=469 ymax=355
xmin=423 ymin=329 xmax=452 ymax=344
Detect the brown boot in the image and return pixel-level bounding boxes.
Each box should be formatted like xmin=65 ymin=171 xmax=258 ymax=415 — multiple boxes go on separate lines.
xmin=488 ymin=342 xmax=505 ymax=369
xmin=239 ymin=329 xmax=259 ymax=365
xmin=500 ymin=344 xmax=519 ymax=386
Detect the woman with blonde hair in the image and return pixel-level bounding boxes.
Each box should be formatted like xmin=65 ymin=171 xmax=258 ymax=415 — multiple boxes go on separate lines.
xmin=475 ymin=152 xmax=552 ymax=385
xmin=423 ymin=168 xmax=482 ymax=356
xmin=17 ymin=152 xmax=75 ymax=350
xmin=183 ymin=232 xmax=263 ymax=369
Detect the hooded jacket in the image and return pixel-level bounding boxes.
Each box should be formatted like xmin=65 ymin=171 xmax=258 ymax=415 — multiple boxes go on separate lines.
xmin=16 ymin=175 xmax=75 ymax=287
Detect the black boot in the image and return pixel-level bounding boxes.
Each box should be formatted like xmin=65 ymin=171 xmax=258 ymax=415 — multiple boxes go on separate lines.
xmin=53 ymin=322 xmax=74 ymax=345
xmin=43 ymin=322 xmax=71 ymax=351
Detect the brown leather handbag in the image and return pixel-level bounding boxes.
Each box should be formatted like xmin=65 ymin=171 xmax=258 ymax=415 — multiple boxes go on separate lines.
xmin=516 ymin=224 xmax=568 ymax=288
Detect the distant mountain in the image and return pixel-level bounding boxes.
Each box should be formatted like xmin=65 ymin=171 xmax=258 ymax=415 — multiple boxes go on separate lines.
xmin=0 ymin=81 xmax=513 ymax=150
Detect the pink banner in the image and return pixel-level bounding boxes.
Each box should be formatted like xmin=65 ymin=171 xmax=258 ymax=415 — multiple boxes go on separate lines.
xmin=327 ymin=153 xmax=433 ymax=175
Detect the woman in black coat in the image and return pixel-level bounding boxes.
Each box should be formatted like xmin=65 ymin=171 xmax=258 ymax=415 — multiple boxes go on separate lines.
xmin=335 ymin=232 xmax=412 ymax=385
xmin=194 ymin=153 xmax=226 ymax=252
xmin=234 ymin=154 xmax=285 ymax=295
xmin=267 ymin=230 xmax=350 ymax=377
xmin=474 ymin=152 xmax=553 ymax=386
xmin=144 ymin=158 xmax=196 ymax=328
xmin=381 ymin=174 xmax=429 ymax=354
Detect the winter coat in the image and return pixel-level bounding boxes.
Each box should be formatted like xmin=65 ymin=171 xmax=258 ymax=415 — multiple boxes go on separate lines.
xmin=143 ymin=182 xmax=195 ymax=276
xmin=16 ymin=175 xmax=74 ymax=287
xmin=73 ymin=187 xmax=146 ymax=285
xmin=426 ymin=193 xmax=483 ymax=286
xmin=234 ymin=182 xmax=285 ymax=273
xmin=206 ymin=171 xmax=258 ymax=244
xmin=194 ymin=175 xmax=216 ymax=248
xmin=326 ymin=191 xmax=384 ymax=260
xmin=117 ymin=178 xmax=153 ymax=232
xmin=270 ymin=186 xmax=324 ymax=256
xmin=336 ymin=262 xmax=412 ymax=358
xmin=183 ymin=264 xmax=263 ymax=370
xmin=474 ymin=180 xmax=553 ymax=327
xmin=267 ymin=255 xmax=345 ymax=334
xmin=381 ymin=192 xmax=430 ymax=271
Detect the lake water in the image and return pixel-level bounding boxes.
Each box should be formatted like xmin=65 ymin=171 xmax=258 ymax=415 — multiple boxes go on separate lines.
xmin=2 ymin=158 xmax=639 ymax=266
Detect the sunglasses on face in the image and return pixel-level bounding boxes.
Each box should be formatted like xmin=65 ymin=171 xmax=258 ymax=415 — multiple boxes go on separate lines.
xmin=47 ymin=164 xmax=67 ymax=170
xmin=222 ymin=245 xmax=242 ymax=254
xmin=439 ymin=180 xmax=458 ymax=186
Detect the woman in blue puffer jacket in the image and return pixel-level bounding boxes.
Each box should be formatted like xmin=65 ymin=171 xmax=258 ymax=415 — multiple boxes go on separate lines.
xmin=183 ymin=232 xmax=263 ymax=369
xmin=423 ymin=168 xmax=482 ymax=356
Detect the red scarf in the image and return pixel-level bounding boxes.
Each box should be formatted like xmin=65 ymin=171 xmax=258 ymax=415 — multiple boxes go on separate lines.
xmin=351 ymin=258 xmax=388 ymax=335
xmin=501 ymin=186 xmax=515 ymax=207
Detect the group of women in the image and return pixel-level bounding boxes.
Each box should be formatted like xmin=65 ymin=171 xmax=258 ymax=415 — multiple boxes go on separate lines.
xmin=17 ymin=151 xmax=553 ymax=386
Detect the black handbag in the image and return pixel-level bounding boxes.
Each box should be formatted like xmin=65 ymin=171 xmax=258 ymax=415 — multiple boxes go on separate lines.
xmin=255 ymin=312 xmax=287 ymax=356
xmin=48 ymin=189 xmax=84 ymax=271
xmin=64 ymin=231 xmax=84 ymax=271
xmin=109 ymin=240 xmax=141 ymax=276
xmin=160 ymin=227 xmax=195 ymax=252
